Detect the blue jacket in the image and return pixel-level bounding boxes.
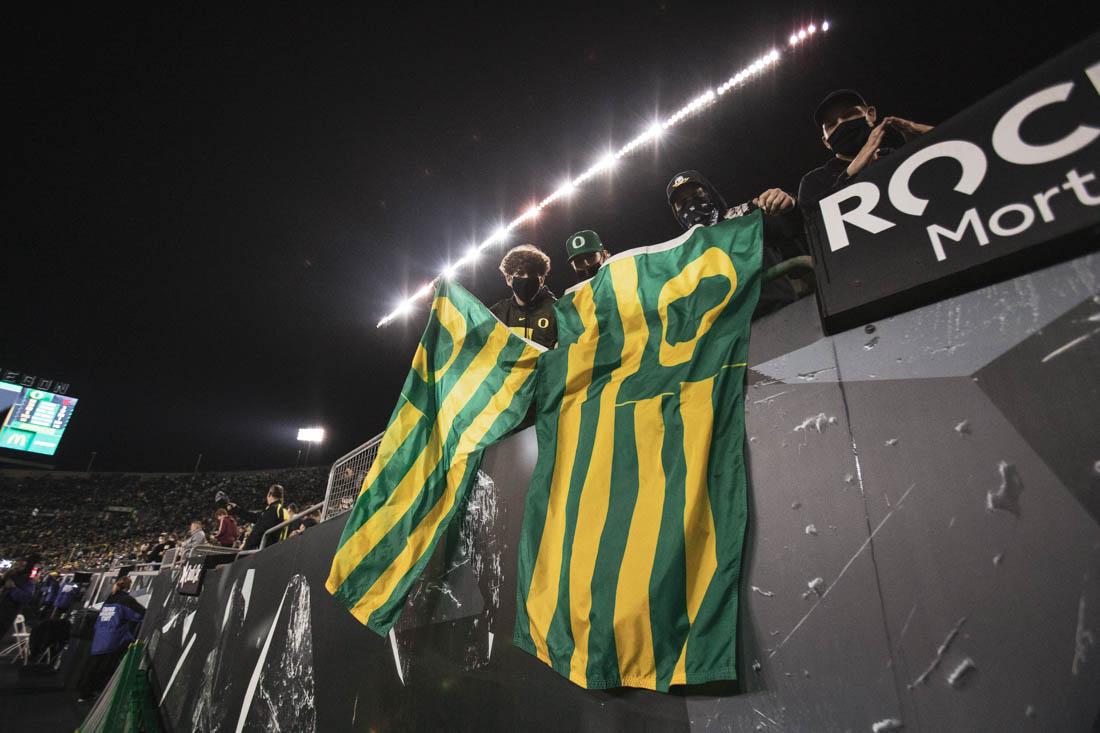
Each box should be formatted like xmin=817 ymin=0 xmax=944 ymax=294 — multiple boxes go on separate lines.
xmin=90 ymin=591 xmax=145 ymax=656
xmin=3 ymin=574 xmax=35 ymax=606
xmin=39 ymin=576 xmax=61 ymax=606
xmin=53 ymin=582 xmax=81 ymax=611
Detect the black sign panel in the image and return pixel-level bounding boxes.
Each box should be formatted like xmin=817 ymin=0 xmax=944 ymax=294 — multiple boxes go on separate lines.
xmin=177 ymin=558 xmax=206 ymax=596
xmin=808 ymin=33 xmax=1100 ymax=334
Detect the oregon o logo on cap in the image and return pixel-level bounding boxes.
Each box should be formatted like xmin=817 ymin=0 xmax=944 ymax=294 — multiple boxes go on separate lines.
xmin=571 ymin=235 xmax=585 ymax=249
xmin=537 ymin=317 xmax=550 ymax=329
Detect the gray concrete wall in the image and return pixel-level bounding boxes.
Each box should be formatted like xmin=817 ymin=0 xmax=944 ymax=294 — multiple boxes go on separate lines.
xmin=141 ymin=252 xmax=1100 ymax=732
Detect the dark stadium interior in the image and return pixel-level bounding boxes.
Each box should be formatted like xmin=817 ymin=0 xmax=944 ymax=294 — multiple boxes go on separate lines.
xmin=2 ymin=3 xmax=1099 ymax=732
xmin=3 ymin=3 xmax=1097 ymax=473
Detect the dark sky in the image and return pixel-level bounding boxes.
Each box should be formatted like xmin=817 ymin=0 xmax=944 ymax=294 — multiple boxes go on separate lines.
xmin=4 ymin=3 xmax=1096 ymax=472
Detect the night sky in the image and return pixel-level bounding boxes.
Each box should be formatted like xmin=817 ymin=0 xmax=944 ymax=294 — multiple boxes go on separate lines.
xmin=4 ymin=4 xmax=1096 ymax=472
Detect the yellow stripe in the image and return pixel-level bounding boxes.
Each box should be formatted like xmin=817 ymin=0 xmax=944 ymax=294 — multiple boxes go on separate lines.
xmin=671 ymin=376 xmax=718 ymax=684
xmin=345 ymin=350 xmax=538 ymax=624
xmin=355 ymin=401 xmax=425 ymax=499
xmin=566 ymin=257 xmax=648 ymax=686
xmin=612 ymin=395 xmax=666 ymax=689
xmin=525 ymin=286 xmax=601 ymax=664
xmin=327 ymin=323 xmax=511 ymax=592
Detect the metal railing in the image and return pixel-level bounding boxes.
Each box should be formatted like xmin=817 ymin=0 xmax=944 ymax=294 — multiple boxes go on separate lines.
xmin=321 ymin=433 xmax=383 ymax=521
xmin=178 ymin=543 xmax=241 ymax=564
xmin=763 ymin=255 xmax=814 ymax=282
xmin=259 ymin=500 xmax=325 ymax=549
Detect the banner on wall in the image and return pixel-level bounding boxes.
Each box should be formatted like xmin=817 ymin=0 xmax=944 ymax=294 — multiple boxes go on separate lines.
xmin=806 ymin=32 xmax=1100 ymax=333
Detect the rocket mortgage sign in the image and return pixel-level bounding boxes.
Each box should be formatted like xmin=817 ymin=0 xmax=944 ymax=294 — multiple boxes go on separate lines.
xmin=807 ymin=32 xmax=1100 ymax=333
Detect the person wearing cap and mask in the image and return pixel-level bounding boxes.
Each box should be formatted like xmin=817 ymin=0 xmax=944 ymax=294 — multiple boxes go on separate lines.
xmin=667 ymin=170 xmax=810 ymax=317
xmin=489 ymin=244 xmax=558 ymax=348
xmin=798 ymin=89 xmax=934 ymax=215
xmin=565 ymin=229 xmax=611 ymax=282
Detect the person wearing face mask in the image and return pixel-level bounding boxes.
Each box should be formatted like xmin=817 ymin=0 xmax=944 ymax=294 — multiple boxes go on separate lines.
xmin=489 ymin=244 xmax=558 ymax=348
xmin=667 ymin=170 xmax=811 ymax=318
xmin=798 ymin=89 xmax=934 ymax=216
xmin=565 ymin=229 xmax=611 ymax=283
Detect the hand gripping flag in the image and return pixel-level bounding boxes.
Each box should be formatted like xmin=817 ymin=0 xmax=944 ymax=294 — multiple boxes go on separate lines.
xmin=513 ymin=212 xmax=763 ymax=691
xmin=327 ymin=279 xmax=543 ymax=634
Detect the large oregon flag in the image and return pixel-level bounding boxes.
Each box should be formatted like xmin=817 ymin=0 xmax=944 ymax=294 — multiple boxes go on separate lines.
xmin=513 ymin=212 xmax=763 ymax=691
xmin=327 ymin=279 xmax=543 ymax=634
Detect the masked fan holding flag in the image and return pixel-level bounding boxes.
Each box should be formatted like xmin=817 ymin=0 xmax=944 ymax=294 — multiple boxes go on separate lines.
xmin=489 ymin=244 xmax=558 ymax=348
xmin=667 ymin=170 xmax=810 ymax=317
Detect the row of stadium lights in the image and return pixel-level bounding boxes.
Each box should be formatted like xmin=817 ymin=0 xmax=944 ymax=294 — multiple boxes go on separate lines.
xmin=378 ymin=20 xmax=830 ymax=327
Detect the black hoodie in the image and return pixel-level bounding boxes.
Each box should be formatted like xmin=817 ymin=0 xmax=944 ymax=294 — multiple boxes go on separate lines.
xmin=490 ymin=287 xmax=558 ymax=348
xmin=668 ymin=171 xmax=809 ymax=318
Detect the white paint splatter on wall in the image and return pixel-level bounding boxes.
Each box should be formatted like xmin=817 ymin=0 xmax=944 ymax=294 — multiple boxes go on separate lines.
xmin=987 ymin=461 xmax=1024 ymax=516
xmin=241 ymin=574 xmax=317 ymax=732
xmin=1072 ymin=592 xmax=1094 ymax=676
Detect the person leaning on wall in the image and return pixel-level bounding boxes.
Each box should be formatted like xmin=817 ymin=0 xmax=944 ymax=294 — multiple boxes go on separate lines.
xmin=797 ymin=88 xmax=934 ymax=216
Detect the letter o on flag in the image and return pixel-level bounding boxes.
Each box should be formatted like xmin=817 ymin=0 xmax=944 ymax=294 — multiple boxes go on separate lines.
xmin=411 ymin=297 xmax=467 ymax=383
xmin=657 ymin=247 xmax=738 ymax=367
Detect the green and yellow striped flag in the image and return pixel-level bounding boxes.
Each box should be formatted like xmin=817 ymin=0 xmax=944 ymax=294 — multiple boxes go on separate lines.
xmin=513 ymin=212 xmax=763 ymax=691
xmin=327 ymin=279 xmax=543 ymax=633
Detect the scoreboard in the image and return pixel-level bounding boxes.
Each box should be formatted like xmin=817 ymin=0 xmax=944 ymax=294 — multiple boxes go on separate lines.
xmin=0 ymin=383 xmax=78 ymax=456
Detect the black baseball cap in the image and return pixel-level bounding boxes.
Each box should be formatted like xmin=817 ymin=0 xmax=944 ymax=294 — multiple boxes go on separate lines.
xmin=666 ymin=171 xmax=706 ymax=203
xmin=813 ymin=89 xmax=868 ymax=127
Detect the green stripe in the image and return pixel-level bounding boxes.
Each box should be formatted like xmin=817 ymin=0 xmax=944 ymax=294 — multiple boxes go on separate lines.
xmin=682 ymin=361 xmax=748 ymax=679
xmin=334 ymin=337 xmax=533 ymax=611
xmin=650 ymin=392 xmax=690 ymax=690
xmin=582 ymin=399 xmax=644 ymax=687
xmin=541 ymin=379 xmax=597 ymax=671
xmin=513 ymin=348 xmax=569 ymax=649
xmin=513 ymin=292 xmax=582 ymax=652
xmin=367 ymin=352 xmax=537 ymax=633
xmin=544 ymin=280 xmax=626 ymax=672
xmin=335 ymin=304 xmax=494 ymax=548
xmin=365 ymin=453 xmax=484 ymax=632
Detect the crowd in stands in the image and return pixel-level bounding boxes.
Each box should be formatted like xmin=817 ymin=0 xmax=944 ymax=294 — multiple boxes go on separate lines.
xmin=0 ymin=465 xmax=331 ymax=701
xmin=0 ymin=466 xmax=328 ymax=570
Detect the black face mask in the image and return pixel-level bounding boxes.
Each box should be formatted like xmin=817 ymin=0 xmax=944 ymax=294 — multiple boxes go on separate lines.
xmin=827 ymin=116 xmax=873 ymax=157
xmin=574 ymin=262 xmax=602 ymax=281
xmin=510 ymin=275 xmax=540 ymax=303
xmin=677 ymin=198 xmax=720 ymax=229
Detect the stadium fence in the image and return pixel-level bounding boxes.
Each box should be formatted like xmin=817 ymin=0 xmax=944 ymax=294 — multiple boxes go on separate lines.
xmin=321 ymin=433 xmax=382 ymax=522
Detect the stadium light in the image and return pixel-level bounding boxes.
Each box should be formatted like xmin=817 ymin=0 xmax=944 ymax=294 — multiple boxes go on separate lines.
xmin=484 ymin=226 xmax=509 ymax=248
xmin=297 ymin=426 xmax=325 ymax=466
xmin=298 ymin=427 xmax=325 ymax=443
xmin=377 ymin=19 xmax=832 ymax=326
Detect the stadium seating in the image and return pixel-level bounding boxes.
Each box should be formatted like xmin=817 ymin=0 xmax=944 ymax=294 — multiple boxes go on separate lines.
xmin=0 ymin=467 xmax=327 ymax=569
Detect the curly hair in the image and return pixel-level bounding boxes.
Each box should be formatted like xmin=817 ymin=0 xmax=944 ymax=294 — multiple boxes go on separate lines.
xmin=499 ymin=244 xmax=551 ymax=277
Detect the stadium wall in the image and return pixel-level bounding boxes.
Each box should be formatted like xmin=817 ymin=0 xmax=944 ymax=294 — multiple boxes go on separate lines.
xmin=140 ymin=253 xmax=1100 ymax=732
